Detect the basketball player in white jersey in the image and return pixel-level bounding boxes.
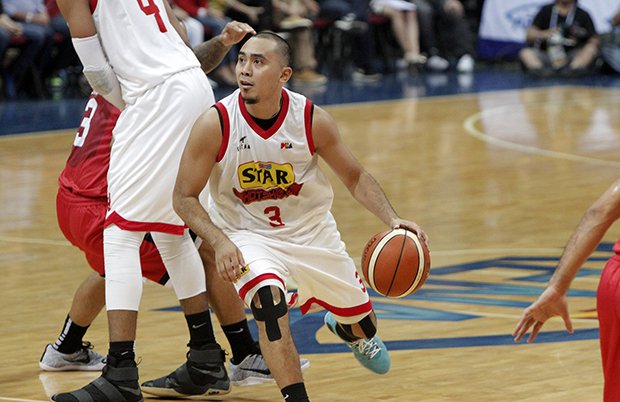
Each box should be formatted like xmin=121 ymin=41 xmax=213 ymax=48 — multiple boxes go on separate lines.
xmin=53 ymin=1 xmax=254 ymax=401
xmin=172 ymin=32 xmax=429 ymax=402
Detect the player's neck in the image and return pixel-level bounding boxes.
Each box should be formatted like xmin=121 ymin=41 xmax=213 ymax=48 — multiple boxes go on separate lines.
xmin=245 ymin=94 xmax=282 ymax=120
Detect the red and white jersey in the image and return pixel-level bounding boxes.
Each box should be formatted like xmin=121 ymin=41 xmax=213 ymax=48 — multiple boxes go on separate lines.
xmin=208 ymin=88 xmax=339 ymax=245
xmin=91 ymin=0 xmax=200 ymax=104
xmin=58 ymin=93 xmax=119 ymax=199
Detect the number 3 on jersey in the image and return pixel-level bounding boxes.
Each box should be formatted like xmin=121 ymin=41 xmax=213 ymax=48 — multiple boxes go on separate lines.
xmin=137 ymin=0 xmax=168 ymax=33
xmin=74 ymin=97 xmax=99 ymax=147
xmin=264 ymin=206 xmax=285 ymax=227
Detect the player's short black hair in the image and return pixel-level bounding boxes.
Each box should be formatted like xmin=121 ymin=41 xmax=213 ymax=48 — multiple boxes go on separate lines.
xmin=254 ymin=31 xmax=291 ymax=67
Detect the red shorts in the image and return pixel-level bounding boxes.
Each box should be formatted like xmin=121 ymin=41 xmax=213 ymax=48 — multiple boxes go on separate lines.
xmin=597 ymin=253 xmax=620 ymax=402
xmin=56 ymin=188 xmax=168 ymax=283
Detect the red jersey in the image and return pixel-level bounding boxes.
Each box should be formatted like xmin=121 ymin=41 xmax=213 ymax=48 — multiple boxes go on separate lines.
xmin=58 ymin=93 xmax=120 ymax=199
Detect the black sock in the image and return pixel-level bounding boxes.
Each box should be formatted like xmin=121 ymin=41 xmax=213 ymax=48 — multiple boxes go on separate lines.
xmin=281 ymin=383 xmax=310 ymax=402
xmin=108 ymin=341 xmax=135 ymax=363
xmin=54 ymin=315 xmax=89 ymax=354
xmin=222 ymin=319 xmax=260 ymax=364
xmin=185 ymin=310 xmax=216 ymax=348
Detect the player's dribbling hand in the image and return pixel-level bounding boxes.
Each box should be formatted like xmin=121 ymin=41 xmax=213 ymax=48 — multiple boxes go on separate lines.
xmin=220 ymin=21 xmax=256 ymax=47
xmin=214 ymin=237 xmax=247 ymax=282
xmin=391 ymin=219 xmax=429 ymax=248
xmin=512 ymin=286 xmax=574 ymax=343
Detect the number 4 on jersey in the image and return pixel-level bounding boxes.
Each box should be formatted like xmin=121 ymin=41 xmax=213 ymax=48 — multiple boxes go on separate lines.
xmin=137 ymin=0 xmax=167 ymax=33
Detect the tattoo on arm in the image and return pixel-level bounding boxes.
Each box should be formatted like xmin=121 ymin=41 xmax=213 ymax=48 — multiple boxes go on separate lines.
xmin=194 ymin=37 xmax=231 ymax=74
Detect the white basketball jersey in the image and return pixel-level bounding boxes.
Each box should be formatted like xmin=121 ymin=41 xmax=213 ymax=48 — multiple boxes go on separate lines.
xmin=91 ymin=0 xmax=200 ymax=104
xmin=208 ymin=88 xmax=340 ymax=245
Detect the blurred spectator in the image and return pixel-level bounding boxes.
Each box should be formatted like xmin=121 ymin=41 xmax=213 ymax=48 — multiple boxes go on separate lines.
xmin=170 ymin=0 xmax=205 ymax=47
xmin=273 ymin=0 xmax=328 ymax=84
xmin=211 ymin=0 xmax=265 ymax=27
xmin=412 ymin=0 xmax=474 ymax=73
xmin=225 ymin=0 xmax=273 ymax=31
xmin=44 ymin=1 xmax=80 ymax=91
xmin=432 ymin=0 xmax=474 ymax=72
xmin=175 ymin=0 xmax=238 ymax=85
xmin=519 ymin=0 xmax=599 ymax=78
xmin=369 ymin=0 xmax=426 ymax=68
xmin=410 ymin=0 xmax=439 ymax=65
xmin=2 ymin=0 xmax=51 ymax=98
xmin=597 ymin=7 xmax=620 ymax=74
xmin=317 ymin=0 xmax=382 ymax=81
xmin=0 ymin=1 xmax=22 ymax=73
xmin=44 ymin=0 xmax=66 ymax=36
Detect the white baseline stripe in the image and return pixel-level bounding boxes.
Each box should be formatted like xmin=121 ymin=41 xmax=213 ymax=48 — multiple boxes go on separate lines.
xmin=0 ymin=397 xmax=49 ymax=402
xmin=463 ymin=109 xmax=620 ymax=168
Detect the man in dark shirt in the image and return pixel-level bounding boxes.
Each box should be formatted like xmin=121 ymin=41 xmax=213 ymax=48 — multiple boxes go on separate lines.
xmin=519 ymin=0 xmax=599 ymax=77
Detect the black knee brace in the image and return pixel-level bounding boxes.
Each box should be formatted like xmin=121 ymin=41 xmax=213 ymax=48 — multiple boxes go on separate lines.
xmin=339 ymin=314 xmax=377 ymax=341
xmin=250 ymin=286 xmax=288 ymax=341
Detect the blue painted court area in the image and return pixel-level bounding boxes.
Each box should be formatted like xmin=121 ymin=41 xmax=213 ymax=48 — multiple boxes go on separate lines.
xmin=2 ymin=65 xmax=620 ymax=136
xmin=157 ymin=244 xmax=609 ymax=354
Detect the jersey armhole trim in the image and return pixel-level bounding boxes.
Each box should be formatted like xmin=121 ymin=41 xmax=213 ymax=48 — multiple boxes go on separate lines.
xmin=304 ymin=100 xmax=314 ymax=155
xmin=213 ymin=103 xmax=229 ymax=162
xmin=90 ymin=0 xmax=98 ymax=13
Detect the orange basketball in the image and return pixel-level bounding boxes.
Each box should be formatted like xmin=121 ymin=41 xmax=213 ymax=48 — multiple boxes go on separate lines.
xmin=361 ymin=228 xmax=430 ymax=298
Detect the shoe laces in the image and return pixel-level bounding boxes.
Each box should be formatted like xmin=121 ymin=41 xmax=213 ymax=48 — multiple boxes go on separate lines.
xmin=351 ymin=338 xmax=381 ymax=359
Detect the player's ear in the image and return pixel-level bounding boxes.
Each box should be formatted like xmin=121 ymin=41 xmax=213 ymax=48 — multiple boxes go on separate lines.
xmin=280 ymin=66 xmax=293 ymax=83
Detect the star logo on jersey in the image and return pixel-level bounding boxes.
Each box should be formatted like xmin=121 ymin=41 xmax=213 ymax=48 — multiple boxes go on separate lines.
xmin=281 ymin=142 xmax=293 ymax=149
xmin=237 ymin=136 xmax=251 ymax=151
xmin=234 ymin=161 xmax=304 ymax=205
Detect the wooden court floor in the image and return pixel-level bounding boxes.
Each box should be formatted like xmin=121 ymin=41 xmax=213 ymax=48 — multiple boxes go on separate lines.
xmin=1 ymin=86 xmax=619 ymax=401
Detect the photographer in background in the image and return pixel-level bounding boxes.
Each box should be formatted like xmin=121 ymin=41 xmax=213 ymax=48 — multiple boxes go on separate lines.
xmin=518 ymin=0 xmax=599 ymax=78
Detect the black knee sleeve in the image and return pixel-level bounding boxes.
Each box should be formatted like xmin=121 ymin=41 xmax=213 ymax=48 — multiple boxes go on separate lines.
xmin=250 ymin=286 xmax=288 ymax=341
xmin=340 ymin=314 xmax=377 ymax=341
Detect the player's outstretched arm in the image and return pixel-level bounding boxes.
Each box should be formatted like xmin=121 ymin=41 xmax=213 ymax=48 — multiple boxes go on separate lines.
xmin=313 ymin=106 xmax=428 ymax=245
xmin=173 ymin=109 xmax=246 ymax=283
xmin=194 ymin=21 xmax=255 ymax=74
xmin=513 ymin=176 xmax=620 ymax=343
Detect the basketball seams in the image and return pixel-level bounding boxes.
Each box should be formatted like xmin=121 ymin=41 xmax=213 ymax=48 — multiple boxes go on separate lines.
xmin=386 ymin=233 xmax=407 ymax=296
xmin=401 ymin=231 xmax=426 ymax=298
xmin=366 ymin=231 xmax=396 ymax=297
xmin=362 ymin=228 xmax=429 ymax=298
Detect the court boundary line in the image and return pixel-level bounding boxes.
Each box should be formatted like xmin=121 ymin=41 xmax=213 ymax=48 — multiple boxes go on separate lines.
xmin=463 ymin=89 xmax=620 ymax=167
xmin=0 ymin=397 xmax=48 ymax=402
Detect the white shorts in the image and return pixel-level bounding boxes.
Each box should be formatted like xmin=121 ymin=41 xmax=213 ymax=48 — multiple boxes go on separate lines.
xmin=106 ymin=67 xmax=214 ymax=234
xmin=232 ymin=231 xmax=373 ymax=325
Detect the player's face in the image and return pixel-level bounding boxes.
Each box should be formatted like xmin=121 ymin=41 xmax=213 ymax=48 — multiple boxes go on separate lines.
xmin=236 ymin=37 xmax=291 ymax=104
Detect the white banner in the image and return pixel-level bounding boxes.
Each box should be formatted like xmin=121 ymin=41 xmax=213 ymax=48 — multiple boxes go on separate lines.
xmin=479 ymin=0 xmax=620 ymax=43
